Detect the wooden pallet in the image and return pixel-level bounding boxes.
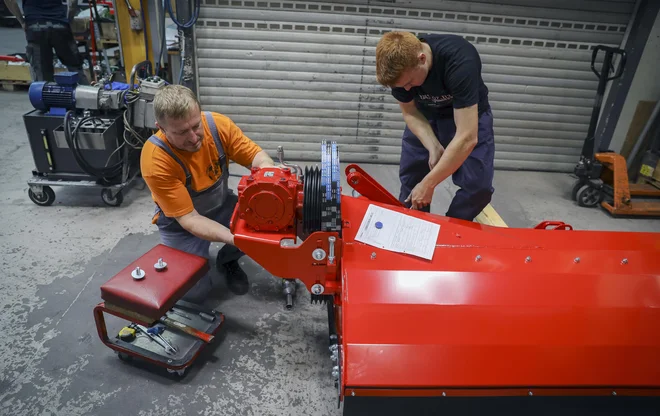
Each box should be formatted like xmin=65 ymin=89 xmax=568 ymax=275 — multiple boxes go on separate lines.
xmin=0 ymin=80 xmax=29 ymax=92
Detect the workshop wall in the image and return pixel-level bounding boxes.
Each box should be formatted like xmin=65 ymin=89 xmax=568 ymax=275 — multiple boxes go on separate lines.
xmin=194 ymin=0 xmax=635 ymax=172
xmin=609 ymin=9 xmax=660 ymax=154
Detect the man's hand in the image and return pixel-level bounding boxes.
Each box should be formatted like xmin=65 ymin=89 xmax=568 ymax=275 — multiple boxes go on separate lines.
xmin=428 ymin=144 xmax=445 ymax=170
xmin=405 ymin=179 xmax=435 ymax=210
xmin=176 ymin=209 xmax=235 ymax=245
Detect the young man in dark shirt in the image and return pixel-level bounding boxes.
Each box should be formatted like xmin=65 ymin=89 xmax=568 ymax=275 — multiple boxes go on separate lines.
xmin=3 ymin=0 xmax=88 ymax=84
xmin=376 ymin=31 xmax=495 ymax=221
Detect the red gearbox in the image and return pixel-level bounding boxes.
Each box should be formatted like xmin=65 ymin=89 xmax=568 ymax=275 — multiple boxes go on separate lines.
xmin=235 ymin=167 xmax=302 ymax=232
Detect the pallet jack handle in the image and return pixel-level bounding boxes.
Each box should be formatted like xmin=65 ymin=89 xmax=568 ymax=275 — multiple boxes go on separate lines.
xmin=591 ymin=45 xmax=626 ymax=82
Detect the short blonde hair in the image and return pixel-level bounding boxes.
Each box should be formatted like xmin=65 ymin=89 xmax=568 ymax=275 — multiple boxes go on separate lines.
xmin=376 ymin=31 xmax=423 ymax=87
xmin=153 ymin=84 xmax=201 ymax=125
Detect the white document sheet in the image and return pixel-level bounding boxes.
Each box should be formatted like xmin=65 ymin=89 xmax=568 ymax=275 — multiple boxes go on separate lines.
xmin=354 ymin=204 xmax=440 ymax=260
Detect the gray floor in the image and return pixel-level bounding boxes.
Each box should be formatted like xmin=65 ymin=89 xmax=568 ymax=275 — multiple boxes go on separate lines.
xmin=1 ymin=83 xmax=659 ymax=416
xmin=0 ymin=26 xmax=27 ymax=56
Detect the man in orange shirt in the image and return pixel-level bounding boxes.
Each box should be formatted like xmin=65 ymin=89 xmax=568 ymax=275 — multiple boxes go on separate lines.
xmin=141 ymin=85 xmax=275 ymax=301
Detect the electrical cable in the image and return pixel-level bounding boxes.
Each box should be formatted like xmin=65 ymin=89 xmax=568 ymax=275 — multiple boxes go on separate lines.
xmin=140 ymin=0 xmax=149 ymax=64
xmin=163 ymin=0 xmax=201 ymax=84
xmin=156 ymin=0 xmax=167 ymax=79
xmin=64 ymin=110 xmax=125 ymax=183
xmin=164 ymin=0 xmax=200 ymax=29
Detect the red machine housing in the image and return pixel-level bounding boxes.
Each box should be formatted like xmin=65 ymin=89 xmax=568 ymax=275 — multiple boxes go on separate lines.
xmin=230 ymin=163 xmax=660 ymax=415
xmin=236 ymin=167 xmax=302 ymax=232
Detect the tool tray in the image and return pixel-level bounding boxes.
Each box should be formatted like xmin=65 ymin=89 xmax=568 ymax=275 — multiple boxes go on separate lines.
xmin=104 ymin=303 xmax=224 ymax=374
xmin=93 ymin=244 xmax=224 ymax=376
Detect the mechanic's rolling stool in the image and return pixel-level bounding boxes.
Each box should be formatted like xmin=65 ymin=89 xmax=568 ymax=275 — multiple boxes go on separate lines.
xmin=93 ymin=244 xmax=224 ymax=377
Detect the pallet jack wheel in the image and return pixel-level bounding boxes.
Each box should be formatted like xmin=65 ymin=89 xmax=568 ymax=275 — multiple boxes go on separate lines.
xmin=576 ymin=184 xmax=604 ymax=208
xmin=28 ymin=186 xmax=56 ymax=206
xmin=116 ymin=351 xmax=133 ymax=362
xmin=571 ymin=179 xmax=586 ymax=201
xmin=101 ymin=189 xmax=124 ymax=207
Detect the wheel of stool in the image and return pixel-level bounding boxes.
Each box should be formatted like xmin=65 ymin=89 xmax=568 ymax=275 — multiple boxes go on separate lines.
xmin=167 ymin=367 xmax=187 ymax=378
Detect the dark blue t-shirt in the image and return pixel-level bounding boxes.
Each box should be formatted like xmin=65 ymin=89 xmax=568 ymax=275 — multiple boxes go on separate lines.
xmin=391 ymin=34 xmax=490 ymax=119
xmin=23 ymin=0 xmax=69 ymax=25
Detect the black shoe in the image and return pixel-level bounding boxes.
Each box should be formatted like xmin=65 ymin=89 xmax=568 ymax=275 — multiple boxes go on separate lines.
xmin=224 ymin=259 xmax=249 ymax=295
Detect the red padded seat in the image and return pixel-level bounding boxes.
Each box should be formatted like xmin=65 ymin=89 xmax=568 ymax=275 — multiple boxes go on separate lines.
xmin=100 ymin=244 xmax=209 ymax=321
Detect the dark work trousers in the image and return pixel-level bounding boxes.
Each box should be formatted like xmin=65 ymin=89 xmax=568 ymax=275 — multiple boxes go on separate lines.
xmin=25 ymin=21 xmax=88 ymax=84
xmin=398 ymin=108 xmax=495 ymax=221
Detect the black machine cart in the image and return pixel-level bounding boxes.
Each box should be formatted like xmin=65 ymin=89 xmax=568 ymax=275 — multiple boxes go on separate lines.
xmin=24 ymin=62 xmax=159 ymax=207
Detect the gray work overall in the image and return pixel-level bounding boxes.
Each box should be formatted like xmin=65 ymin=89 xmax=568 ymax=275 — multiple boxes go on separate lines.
xmin=148 ymin=111 xmax=242 ymax=301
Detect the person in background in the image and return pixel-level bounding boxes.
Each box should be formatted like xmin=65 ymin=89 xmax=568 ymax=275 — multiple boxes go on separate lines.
xmin=375 ymin=31 xmax=495 ymax=221
xmin=3 ymin=0 xmax=88 ymax=84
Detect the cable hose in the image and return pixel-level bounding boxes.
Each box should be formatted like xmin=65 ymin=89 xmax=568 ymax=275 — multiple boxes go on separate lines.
xmin=64 ymin=111 xmax=125 ymax=183
xmin=162 ymin=0 xmax=201 ymax=83
xmin=165 ymin=0 xmax=201 ymax=29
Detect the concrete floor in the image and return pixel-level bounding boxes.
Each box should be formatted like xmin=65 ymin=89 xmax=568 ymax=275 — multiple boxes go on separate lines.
xmin=1 ymin=82 xmax=659 ymax=416
xmin=0 ymin=26 xmax=26 ymax=56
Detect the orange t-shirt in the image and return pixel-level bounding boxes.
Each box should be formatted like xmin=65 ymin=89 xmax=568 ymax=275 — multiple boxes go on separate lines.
xmin=140 ymin=112 xmax=262 ymax=220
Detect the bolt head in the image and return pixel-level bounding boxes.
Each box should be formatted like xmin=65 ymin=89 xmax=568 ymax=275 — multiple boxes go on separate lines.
xmin=475 ymin=255 xmax=482 ymax=262
xmin=525 ymin=256 xmax=531 ymax=263
xmin=528 ymin=391 xmax=533 ymax=396
xmin=574 ymin=257 xmax=580 ymax=263
xmin=371 ymin=252 xmax=376 ymax=259
xmin=312 ymin=248 xmax=326 ymax=261
xmin=311 ymin=283 xmax=324 ymax=295
xmin=621 ymin=258 xmax=628 ymax=265
xmin=351 ymin=391 xmax=355 ymax=397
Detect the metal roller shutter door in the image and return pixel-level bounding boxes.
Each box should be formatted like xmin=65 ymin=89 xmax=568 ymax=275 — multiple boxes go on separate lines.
xmin=196 ymin=0 xmax=635 ymax=172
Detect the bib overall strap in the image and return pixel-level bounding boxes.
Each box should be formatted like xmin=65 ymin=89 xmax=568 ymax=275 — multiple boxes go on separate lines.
xmin=148 ymin=135 xmax=192 ymax=188
xmin=204 ymin=111 xmax=228 ymax=173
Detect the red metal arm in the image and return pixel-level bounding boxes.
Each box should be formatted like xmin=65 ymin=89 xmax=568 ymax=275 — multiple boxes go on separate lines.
xmin=233 ymin=226 xmax=342 ymax=296
xmin=345 ymin=164 xmax=403 ymax=207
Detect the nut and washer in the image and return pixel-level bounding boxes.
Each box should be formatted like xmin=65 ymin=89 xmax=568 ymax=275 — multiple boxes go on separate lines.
xmin=154 ymin=258 xmax=167 ymax=271
xmin=131 ymin=266 xmax=145 ymax=280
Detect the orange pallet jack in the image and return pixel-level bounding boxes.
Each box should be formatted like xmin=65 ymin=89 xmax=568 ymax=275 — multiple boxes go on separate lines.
xmin=571 ymin=45 xmax=660 ymax=216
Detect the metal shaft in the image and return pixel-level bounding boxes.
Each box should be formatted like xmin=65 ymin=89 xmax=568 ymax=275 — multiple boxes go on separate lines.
xmin=135 ymin=324 xmax=175 ymax=354
xmin=328 ymin=236 xmax=336 ymax=264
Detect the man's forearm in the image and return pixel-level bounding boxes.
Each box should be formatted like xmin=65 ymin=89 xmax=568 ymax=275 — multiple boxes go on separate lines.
xmin=178 ymin=211 xmax=235 ymax=245
xmin=251 ymin=150 xmax=275 ymax=168
xmin=402 ymin=109 xmax=442 ymax=152
xmin=4 ymin=0 xmax=24 ymax=26
xmin=423 ymin=133 xmax=477 ymax=187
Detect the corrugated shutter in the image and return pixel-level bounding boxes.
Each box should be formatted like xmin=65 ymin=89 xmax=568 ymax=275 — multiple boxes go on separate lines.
xmin=196 ymin=0 xmax=635 ymax=172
